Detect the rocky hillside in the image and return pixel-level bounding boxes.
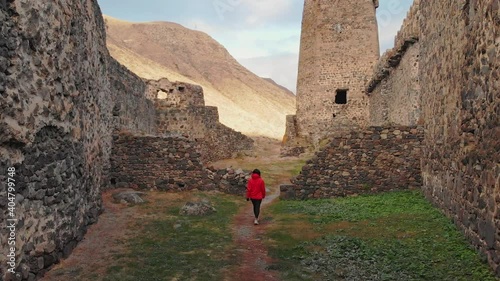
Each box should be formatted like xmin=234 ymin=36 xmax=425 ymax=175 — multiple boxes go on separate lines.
xmin=103 ymin=15 xmax=296 ymax=139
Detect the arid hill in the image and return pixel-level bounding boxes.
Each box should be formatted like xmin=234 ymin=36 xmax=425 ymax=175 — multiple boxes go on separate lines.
xmin=103 ymin=15 xmax=296 ymax=139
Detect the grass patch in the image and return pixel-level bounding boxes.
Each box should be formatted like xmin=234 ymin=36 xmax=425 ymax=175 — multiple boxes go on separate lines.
xmin=266 ymin=190 xmax=498 ymax=281
xmin=102 ymin=192 xmax=239 ymax=281
xmin=262 ymin=159 xmax=307 ymax=187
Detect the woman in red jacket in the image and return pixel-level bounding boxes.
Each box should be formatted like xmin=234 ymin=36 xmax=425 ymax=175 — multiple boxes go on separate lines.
xmin=246 ymin=169 xmax=266 ymax=225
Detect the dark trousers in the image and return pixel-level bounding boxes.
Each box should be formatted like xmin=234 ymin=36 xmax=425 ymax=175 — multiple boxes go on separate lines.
xmin=251 ymin=199 xmax=262 ymax=219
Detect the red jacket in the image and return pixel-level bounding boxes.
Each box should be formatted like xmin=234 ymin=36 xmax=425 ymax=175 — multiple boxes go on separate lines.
xmin=246 ymin=173 xmax=266 ymax=200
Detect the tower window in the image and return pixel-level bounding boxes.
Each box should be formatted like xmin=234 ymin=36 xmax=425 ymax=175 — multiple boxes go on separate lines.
xmin=335 ymin=89 xmax=348 ymax=104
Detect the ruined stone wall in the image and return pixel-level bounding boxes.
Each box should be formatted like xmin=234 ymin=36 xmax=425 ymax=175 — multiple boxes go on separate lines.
xmin=418 ymin=0 xmax=500 ymax=274
xmin=0 ymin=1 xmax=111 ymax=279
xmin=148 ymin=78 xmax=254 ymax=163
xmin=292 ymin=0 xmax=380 ymax=146
xmin=110 ymin=137 xmax=252 ymax=195
xmin=280 ymin=126 xmax=423 ymax=200
xmin=110 ymin=134 xmax=215 ymax=191
xmin=146 ymin=79 xmax=205 ymax=106
xmin=155 ymin=103 xmax=217 ymax=140
xmin=0 ymin=1 xmax=161 ymax=279
xmin=149 ymin=79 xmax=213 ymax=140
xmin=205 ymin=167 xmax=250 ymax=196
xmin=108 ymin=58 xmax=156 ymax=134
xmin=366 ymin=0 xmax=421 ymax=127
xmin=201 ymin=124 xmax=254 ymax=163
xmin=156 ymin=103 xmax=254 ymax=163
xmin=393 ymin=0 xmax=420 ymax=49
xmin=368 ymin=42 xmax=421 ymax=126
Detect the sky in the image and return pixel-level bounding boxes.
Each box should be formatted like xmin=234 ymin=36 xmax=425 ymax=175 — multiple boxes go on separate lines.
xmin=98 ymin=0 xmax=415 ymax=93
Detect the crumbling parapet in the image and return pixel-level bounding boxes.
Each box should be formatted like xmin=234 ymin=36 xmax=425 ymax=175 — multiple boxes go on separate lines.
xmin=146 ymin=78 xmax=254 ymax=163
xmin=393 ymin=0 xmax=420 ymax=50
xmin=366 ymin=0 xmax=421 ymax=95
xmin=365 ymin=37 xmax=419 ymax=95
xmin=146 ymin=78 xmax=205 ymax=107
xmin=364 ymin=0 xmax=421 ymax=128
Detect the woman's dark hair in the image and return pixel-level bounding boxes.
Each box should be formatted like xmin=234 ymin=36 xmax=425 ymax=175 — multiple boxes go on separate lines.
xmin=252 ymin=169 xmax=261 ymax=175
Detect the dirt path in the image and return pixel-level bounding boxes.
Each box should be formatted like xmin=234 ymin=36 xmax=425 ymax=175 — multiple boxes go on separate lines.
xmin=41 ymin=190 xmax=137 ymax=280
xmin=213 ymin=137 xmax=309 ymax=281
xmin=223 ymin=184 xmax=281 ymax=281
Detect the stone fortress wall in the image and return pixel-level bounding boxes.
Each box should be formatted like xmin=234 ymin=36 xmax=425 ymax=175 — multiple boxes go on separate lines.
xmin=418 ymin=0 xmax=499 ymax=275
xmin=366 ymin=0 xmax=421 ymax=126
xmin=0 ymin=1 xmax=120 ymax=279
xmin=108 ymin=58 xmax=157 ymax=135
xmin=284 ymin=0 xmax=499 ymax=275
xmin=110 ymin=135 xmax=253 ymax=195
xmin=0 ymin=1 xmax=253 ymax=280
xmin=110 ymin=133 xmax=214 ymax=192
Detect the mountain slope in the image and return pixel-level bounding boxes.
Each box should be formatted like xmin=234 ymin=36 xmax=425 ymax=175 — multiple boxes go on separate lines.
xmin=104 ymin=15 xmax=296 ymax=139
xmin=263 ymin=78 xmax=295 ymax=97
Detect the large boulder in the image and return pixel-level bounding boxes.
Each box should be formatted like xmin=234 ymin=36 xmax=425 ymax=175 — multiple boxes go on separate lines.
xmin=179 ymin=199 xmax=216 ymax=216
xmin=112 ymin=190 xmax=146 ymax=205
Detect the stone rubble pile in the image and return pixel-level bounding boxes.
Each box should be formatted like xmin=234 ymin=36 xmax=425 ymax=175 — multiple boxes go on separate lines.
xmin=206 ymin=167 xmax=250 ymax=196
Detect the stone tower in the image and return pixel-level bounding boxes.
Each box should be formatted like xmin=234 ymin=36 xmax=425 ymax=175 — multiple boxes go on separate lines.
xmin=284 ymin=0 xmax=380 ymax=148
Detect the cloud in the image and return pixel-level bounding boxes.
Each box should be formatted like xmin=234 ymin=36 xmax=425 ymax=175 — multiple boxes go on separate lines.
xmin=187 ymin=21 xmax=300 ymax=59
xmin=378 ymin=20 xmax=405 ymax=53
xmin=210 ymin=0 xmax=303 ymax=27
xmin=239 ymin=0 xmax=293 ymax=24
xmin=227 ymin=29 xmax=299 ymax=58
xmin=254 ymin=34 xmax=300 ymax=55
xmin=377 ymin=0 xmax=411 ymax=27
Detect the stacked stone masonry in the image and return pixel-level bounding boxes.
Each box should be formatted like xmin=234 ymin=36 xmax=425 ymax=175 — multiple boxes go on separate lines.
xmin=152 ymin=80 xmax=217 ymax=140
xmin=418 ymin=0 xmax=500 ymax=275
xmin=285 ymin=0 xmax=380 ymax=148
xmin=1 ymin=0 xmax=498 ymax=279
xmin=0 ymin=1 xmax=117 ymax=279
xmin=367 ymin=39 xmax=421 ymax=126
xmin=281 ymin=126 xmax=423 ymax=200
xmin=205 ymin=167 xmax=250 ymax=196
xmin=110 ymin=134 xmax=215 ymax=191
xmin=108 ymin=58 xmax=156 ymax=135
xmin=110 ymin=133 xmax=252 ymax=195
